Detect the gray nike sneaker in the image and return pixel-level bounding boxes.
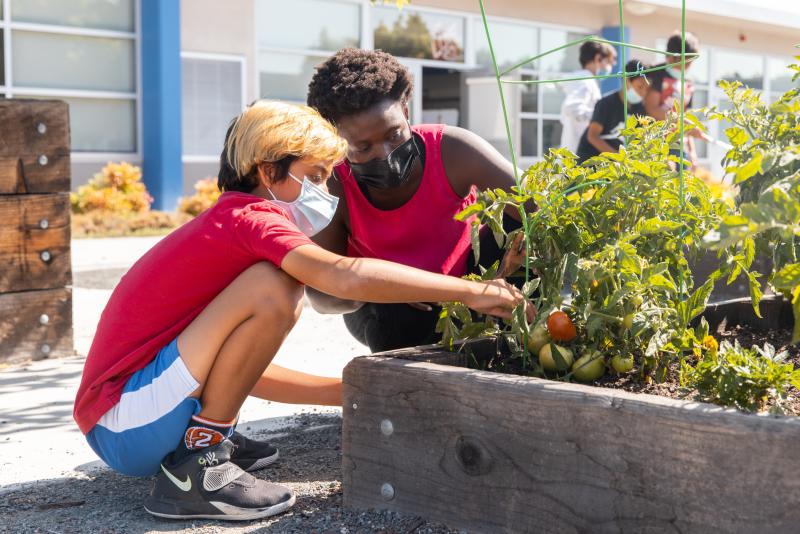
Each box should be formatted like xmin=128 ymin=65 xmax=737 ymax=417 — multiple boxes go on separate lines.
xmin=144 ymin=439 xmax=295 ymax=521
xmin=229 ymin=431 xmax=280 ymax=472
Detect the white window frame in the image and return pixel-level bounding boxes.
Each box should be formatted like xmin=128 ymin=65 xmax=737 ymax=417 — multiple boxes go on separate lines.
xmin=180 ymin=50 xmax=247 ymax=163
xmin=0 ymin=0 xmax=141 ymax=160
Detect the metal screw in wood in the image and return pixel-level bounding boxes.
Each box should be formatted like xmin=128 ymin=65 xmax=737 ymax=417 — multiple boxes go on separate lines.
xmin=39 ymin=219 xmax=49 ymax=229
xmin=37 ymin=123 xmax=47 ymax=134
xmin=40 ymin=250 xmax=51 ymax=262
xmin=41 ymin=344 xmax=51 ymax=356
xmin=39 ymin=314 xmax=50 ymax=325
xmin=38 ymin=154 xmax=48 ymax=166
xmin=380 ymin=419 xmax=394 ymax=436
xmin=352 ymin=403 xmax=358 ymax=410
xmin=380 ymin=483 xmax=395 ymax=501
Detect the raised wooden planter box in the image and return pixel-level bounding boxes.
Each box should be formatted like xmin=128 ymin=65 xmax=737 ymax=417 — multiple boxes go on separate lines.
xmin=0 ymin=99 xmax=73 ymax=363
xmin=342 ymin=298 xmax=800 ymax=533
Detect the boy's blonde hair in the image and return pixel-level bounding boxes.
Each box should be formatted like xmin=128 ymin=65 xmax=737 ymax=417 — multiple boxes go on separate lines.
xmin=222 ymin=100 xmax=347 ymax=190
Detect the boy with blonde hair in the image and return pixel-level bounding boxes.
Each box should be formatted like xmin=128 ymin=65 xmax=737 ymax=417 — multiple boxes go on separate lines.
xmin=74 ymin=100 xmax=527 ymax=521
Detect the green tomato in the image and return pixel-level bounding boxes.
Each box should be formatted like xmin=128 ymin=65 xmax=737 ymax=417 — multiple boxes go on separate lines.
xmin=622 ymin=313 xmax=634 ymax=331
xmin=572 ymin=351 xmax=605 ymax=382
xmin=611 ymin=354 xmax=635 ymax=373
xmin=526 ymin=325 xmax=550 ymax=354
xmin=630 ymin=295 xmax=644 ymax=308
xmin=539 ymin=344 xmax=574 ymax=372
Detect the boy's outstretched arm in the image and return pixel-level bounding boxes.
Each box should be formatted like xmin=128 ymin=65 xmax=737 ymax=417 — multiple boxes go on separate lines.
xmin=281 ymin=244 xmax=530 ymax=321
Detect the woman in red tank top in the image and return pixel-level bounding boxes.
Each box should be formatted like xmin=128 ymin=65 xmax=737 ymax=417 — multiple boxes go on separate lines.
xmin=307 ymin=48 xmax=525 ymax=352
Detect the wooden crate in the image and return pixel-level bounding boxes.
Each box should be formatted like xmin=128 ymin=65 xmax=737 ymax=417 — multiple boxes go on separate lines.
xmin=341 ymin=299 xmax=800 ymax=533
xmin=0 ymin=99 xmax=73 ymax=364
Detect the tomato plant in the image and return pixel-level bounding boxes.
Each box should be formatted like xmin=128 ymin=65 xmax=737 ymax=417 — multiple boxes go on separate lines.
xmin=703 ymin=57 xmax=800 ymax=342
xmin=440 ymin=114 xmax=734 ymax=382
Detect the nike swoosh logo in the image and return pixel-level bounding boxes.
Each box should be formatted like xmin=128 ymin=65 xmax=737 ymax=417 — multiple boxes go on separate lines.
xmin=161 ymin=464 xmax=192 ymax=492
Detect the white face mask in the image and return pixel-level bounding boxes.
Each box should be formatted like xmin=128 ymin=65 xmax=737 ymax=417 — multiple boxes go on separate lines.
xmin=598 ymin=63 xmax=613 ymax=76
xmin=268 ymin=172 xmax=338 ymax=237
xmin=626 ymin=86 xmax=644 ymax=105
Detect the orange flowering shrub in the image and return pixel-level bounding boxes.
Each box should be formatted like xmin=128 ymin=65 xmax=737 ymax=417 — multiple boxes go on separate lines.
xmin=178 ymin=178 xmax=222 ymax=217
xmin=71 ymin=162 xmax=153 ymax=214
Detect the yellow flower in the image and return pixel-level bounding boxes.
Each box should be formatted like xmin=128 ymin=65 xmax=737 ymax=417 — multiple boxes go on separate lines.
xmin=702 ymin=335 xmax=719 ymax=353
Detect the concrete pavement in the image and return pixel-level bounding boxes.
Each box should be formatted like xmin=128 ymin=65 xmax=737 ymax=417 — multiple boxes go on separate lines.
xmin=0 ymin=236 xmax=367 ymax=491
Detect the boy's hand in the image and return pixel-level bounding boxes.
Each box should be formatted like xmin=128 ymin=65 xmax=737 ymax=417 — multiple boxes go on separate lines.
xmin=464 ymin=279 xmax=534 ymax=322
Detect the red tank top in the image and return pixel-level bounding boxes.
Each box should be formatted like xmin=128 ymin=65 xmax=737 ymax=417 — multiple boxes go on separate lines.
xmin=337 ymin=124 xmax=476 ymax=277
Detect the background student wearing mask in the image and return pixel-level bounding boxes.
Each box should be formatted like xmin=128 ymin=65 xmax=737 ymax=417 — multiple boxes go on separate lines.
xmin=560 ymin=40 xmax=618 ymax=153
xmin=576 ymin=59 xmax=650 ymax=163
xmin=644 ymin=31 xmax=700 ymax=167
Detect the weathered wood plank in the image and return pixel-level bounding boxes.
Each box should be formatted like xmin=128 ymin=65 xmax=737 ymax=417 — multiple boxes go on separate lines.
xmin=342 ymin=356 xmax=800 ymax=533
xmin=0 ymin=194 xmax=72 ymax=293
xmin=0 ymin=288 xmax=73 ymax=363
xmin=0 ymin=100 xmax=70 ymax=194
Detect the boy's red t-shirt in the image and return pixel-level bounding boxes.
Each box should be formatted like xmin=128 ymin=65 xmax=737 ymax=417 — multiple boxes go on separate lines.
xmin=73 ymin=192 xmax=313 ymax=434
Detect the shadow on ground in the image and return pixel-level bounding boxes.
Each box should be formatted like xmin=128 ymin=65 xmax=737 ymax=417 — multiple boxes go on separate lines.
xmin=0 ymin=360 xmax=84 ymax=436
xmin=0 ymin=413 xmax=455 ymax=534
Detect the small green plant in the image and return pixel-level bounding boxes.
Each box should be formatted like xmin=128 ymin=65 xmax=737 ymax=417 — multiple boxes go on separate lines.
xmin=680 ymin=339 xmax=800 ymax=413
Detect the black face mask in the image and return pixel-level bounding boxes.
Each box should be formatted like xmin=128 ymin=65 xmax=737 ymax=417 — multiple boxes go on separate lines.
xmin=348 ymin=135 xmax=420 ymax=189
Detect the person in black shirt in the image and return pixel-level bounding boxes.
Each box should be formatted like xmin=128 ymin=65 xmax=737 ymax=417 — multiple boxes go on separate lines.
xmin=576 ymin=59 xmax=650 ymax=163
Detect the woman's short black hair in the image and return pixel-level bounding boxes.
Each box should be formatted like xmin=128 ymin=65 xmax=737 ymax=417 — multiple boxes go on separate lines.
xmin=307 ymin=48 xmax=413 ymax=123
xmin=579 ymin=40 xmax=616 ymax=67
xmin=217 ymin=120 xmax=295 ymax=193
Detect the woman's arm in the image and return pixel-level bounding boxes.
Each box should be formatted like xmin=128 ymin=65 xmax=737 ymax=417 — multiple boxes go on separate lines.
xmin=440 ymin=126 xmax=527 ymax=221
xmin=250 ymin=364 xmax=341 ymax=406
xmin=281 ymin=243 xmax=529 ymax=321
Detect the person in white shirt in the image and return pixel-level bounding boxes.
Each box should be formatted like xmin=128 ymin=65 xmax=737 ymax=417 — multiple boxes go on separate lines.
xmin=560 ymin=40 xmax=617 ymax=153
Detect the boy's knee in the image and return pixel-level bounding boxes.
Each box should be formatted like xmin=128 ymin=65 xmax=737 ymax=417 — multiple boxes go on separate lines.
xmin=245 ymin=263 xmax=303 ymax=326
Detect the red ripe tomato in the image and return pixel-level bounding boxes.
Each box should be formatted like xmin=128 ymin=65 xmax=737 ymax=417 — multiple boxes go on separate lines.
xmin=547 ymin=310 xmax=576 ymax=342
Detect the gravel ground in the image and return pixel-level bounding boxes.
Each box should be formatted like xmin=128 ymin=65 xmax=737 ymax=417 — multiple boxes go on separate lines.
xmin=0 ymin=414 xmax=459 ymax=534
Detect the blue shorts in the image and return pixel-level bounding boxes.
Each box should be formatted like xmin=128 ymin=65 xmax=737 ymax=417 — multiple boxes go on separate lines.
xmin=86 ymin=338 xmax=201 ymax=476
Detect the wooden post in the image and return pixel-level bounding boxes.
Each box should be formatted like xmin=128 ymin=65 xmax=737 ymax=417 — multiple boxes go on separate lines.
xmin=0 ymin=100 xmax=73 ymax=363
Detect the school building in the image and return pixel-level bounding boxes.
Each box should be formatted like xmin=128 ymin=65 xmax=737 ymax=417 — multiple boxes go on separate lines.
xmin=1 ymin=0 xmax=796 ymax=209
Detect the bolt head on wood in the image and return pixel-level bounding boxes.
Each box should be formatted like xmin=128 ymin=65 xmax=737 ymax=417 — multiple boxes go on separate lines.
xmin=380 ymin=483 xmax=395 ymax=501
xmin=39 ymin=219 xmax=49 ymax=229
xmin=40 ymin=250 xmax=51 ymax=262
xmin=39 ymin=314 xmax=50 ymax=325
xmin=352 ymin=403 xmax=358 ymax=410
xmin=38 ymin=155 xmax=48 ymax=166
xmin=40 ymin=344 xmax=51 ymax=355
xmin=37 ymin=123 xmax=47 ymax=134
xmin=380 ymin=419 xmax=394 ymax=436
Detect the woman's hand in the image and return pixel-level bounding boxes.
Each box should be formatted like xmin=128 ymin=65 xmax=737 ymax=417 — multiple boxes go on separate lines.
xmin=497 ymin=232 xmax=526 ymax=279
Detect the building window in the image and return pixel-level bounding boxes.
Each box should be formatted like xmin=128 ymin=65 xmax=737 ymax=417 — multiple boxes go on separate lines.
xmin=255 ymin=0 xmax=360 ymax=52
xmin=258 ymin=52 xmax=327 ymax=102
xmin=373 ymin=6 xmax=465 ymax=63
xmin=182 ymin=54 xmax=245 ymax=159
xmin=2 ymin=0 xmax=138 ymax=154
